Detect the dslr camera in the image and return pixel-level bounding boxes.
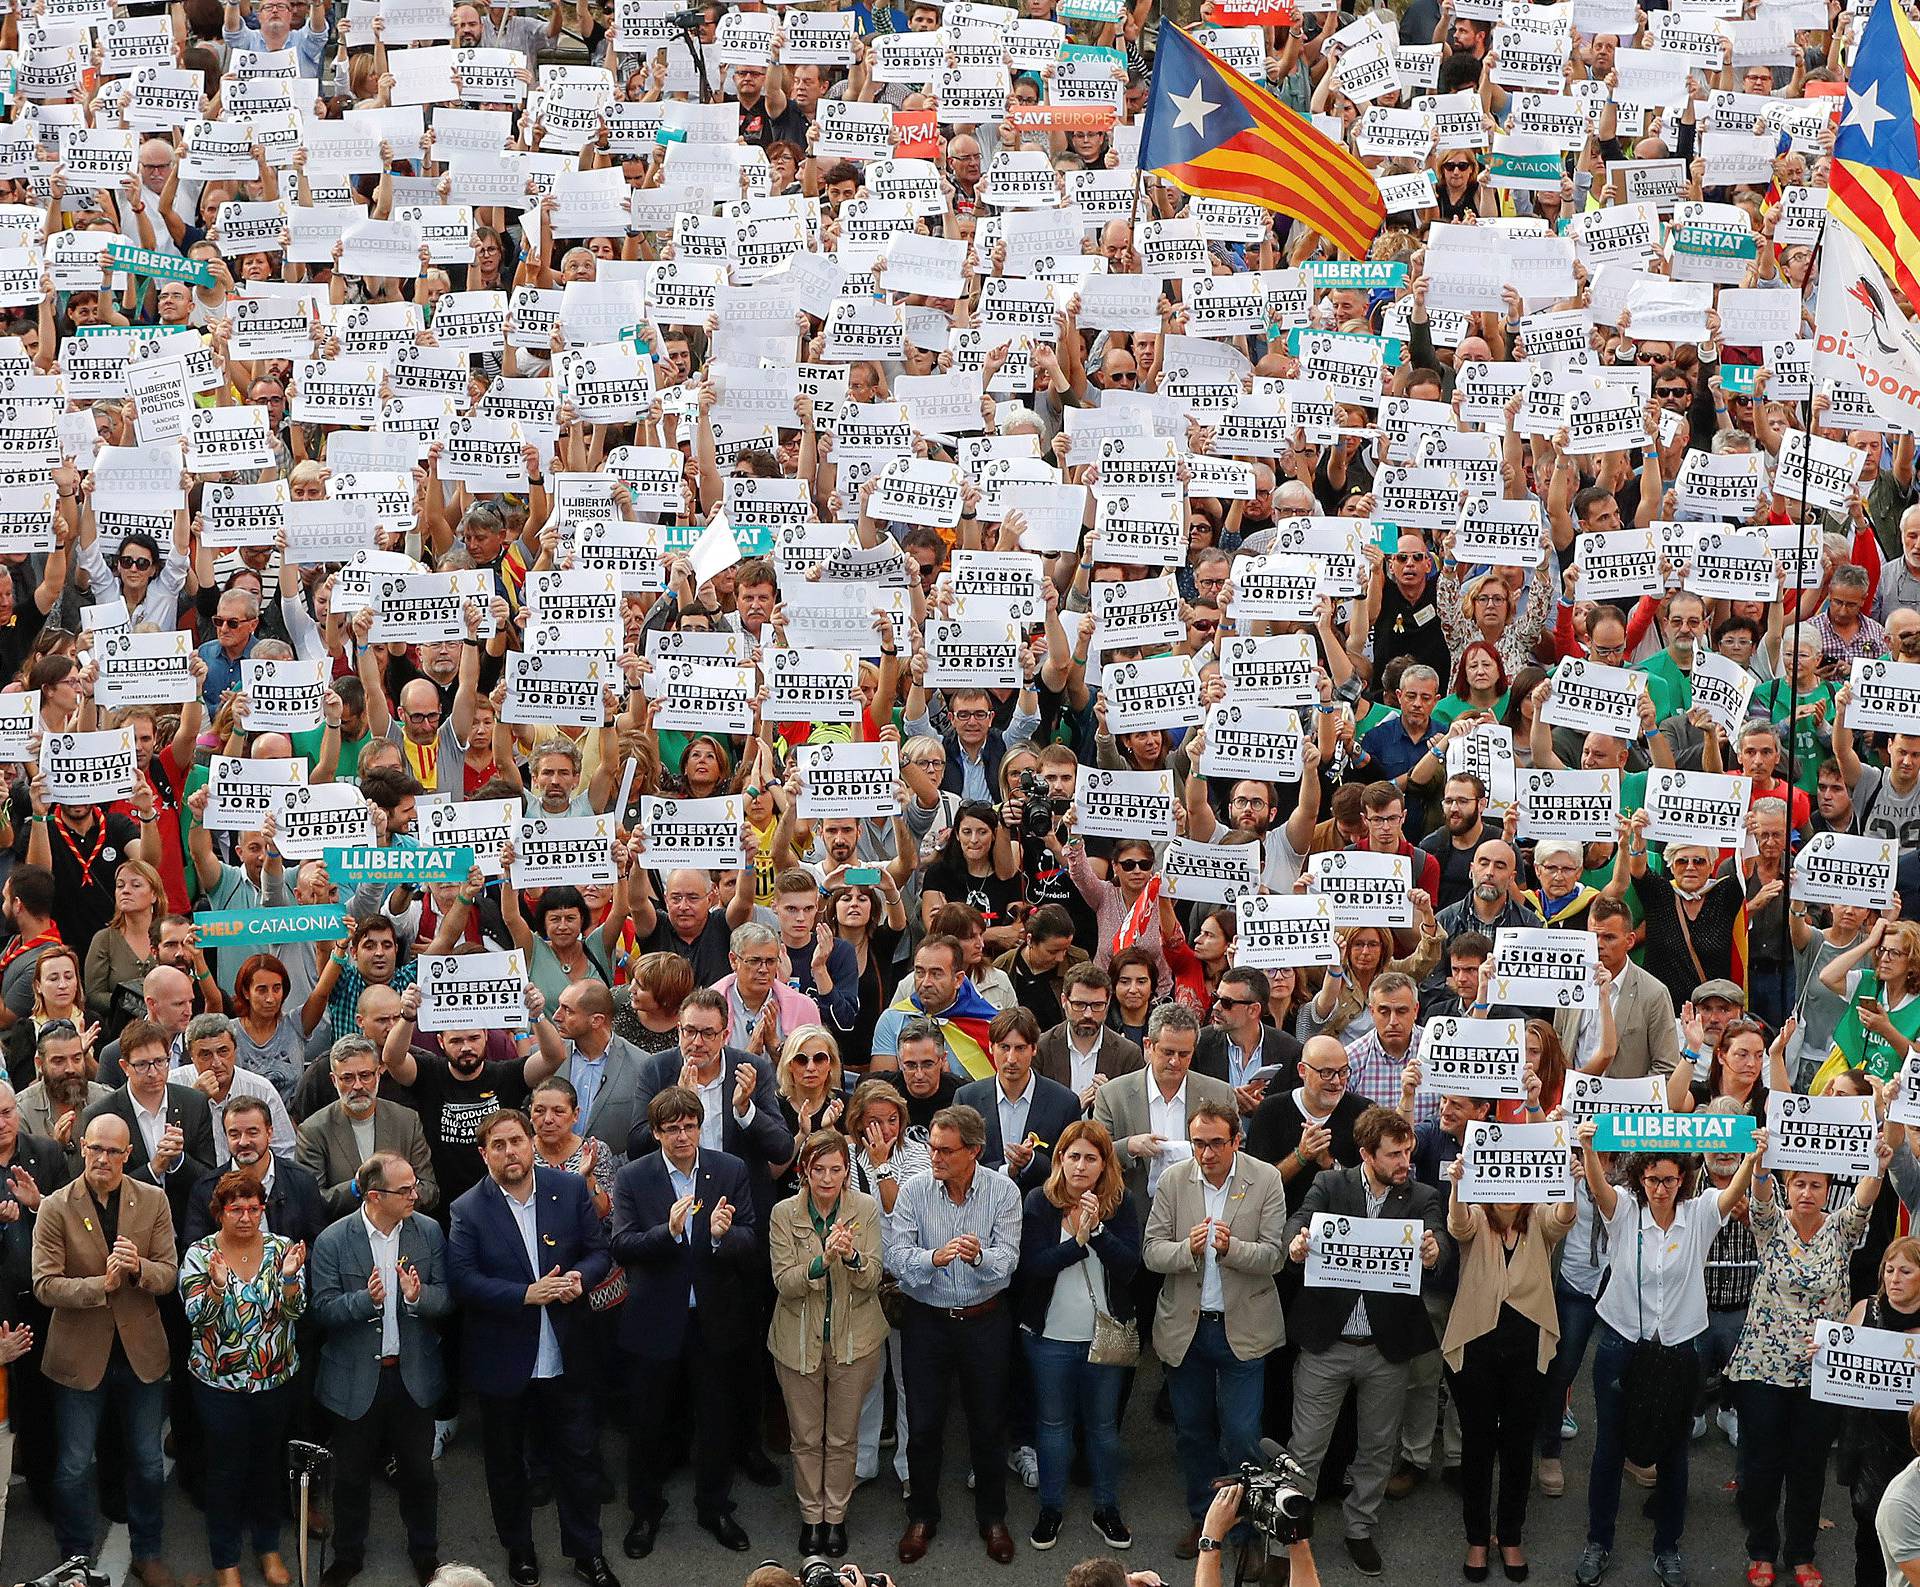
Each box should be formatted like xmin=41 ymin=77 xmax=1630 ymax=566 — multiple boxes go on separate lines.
xmin=18 ymin=1559 xmax=112 ymax=1587
xmin=1234 ymin=1443 xmax=1315 ymax=1546
xmin=1016 ymin=769 xmax=1067 ymax=844
xmin=800 ymin=1561 xmax=892 ymax=1587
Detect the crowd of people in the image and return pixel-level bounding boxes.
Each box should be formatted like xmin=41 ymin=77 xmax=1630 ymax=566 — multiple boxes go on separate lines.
xmin=6 ymin=1 xmax=1920 ymax=1587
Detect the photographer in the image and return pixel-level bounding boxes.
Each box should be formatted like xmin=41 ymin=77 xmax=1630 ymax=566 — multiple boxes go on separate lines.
xmin=1192 ymin=1482 xmax=1320 ymax=1587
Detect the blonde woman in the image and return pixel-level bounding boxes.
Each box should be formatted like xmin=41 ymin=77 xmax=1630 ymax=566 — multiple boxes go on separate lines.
xmin=84 ymin=857 xmax=164 ymax=1021
xmin=776 ymin=1025 xmax=847 ymax=1140
xmin=768 ymin=1129 xmax=887 ymax=1559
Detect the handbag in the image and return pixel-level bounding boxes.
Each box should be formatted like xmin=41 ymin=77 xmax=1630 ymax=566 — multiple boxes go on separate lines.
xmin=1618 ymin=1226 xmax=1701 ymax=1467
xmin=1079 ymin=1253 xmax=1139 ymax=1367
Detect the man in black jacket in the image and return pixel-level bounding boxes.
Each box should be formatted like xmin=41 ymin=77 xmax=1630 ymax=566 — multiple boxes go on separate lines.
xmin=1283 ymin=1105 xmax=1449 ymax=1579
xmin=183 ymin=1095 xmax=331 ymax=1249
xmin=1193 ymin=968 xmax=1303 ymax=1119
xmin=881 ymin=1021 xmax=959 ymax=1134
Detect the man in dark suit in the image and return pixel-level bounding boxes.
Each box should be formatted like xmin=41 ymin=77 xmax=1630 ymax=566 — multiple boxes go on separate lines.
xmin=624 ymin=987 xmax=794 ymax=1233
xmin=81 ymin=1017 xmax=217 ymax=1234
xmin=1194 ymin=967 xmax=1303 ymax=1119
xmin=0 ymin=1076 xmax=69 ymax=1510
xmin=609 ymin=1086 xmax=761 ymax=1559
xmin=1283 ymin=1104 xmax=1451 ymax=1579
xmin=1033 ymin=963 xmax=1142 ymax=1110
xmin=309 ymin=1150 xmax=450 ymax=1587
xmin=954 ymin=1009 xmax=1081 ymax=1194
xmin=448 ymin=1107 xmax=616 ymax=1587
xmin=184 ymin=1094 xmax=331 ymax=1247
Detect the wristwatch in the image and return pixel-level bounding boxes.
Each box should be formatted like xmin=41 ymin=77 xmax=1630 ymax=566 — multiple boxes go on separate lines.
xmin=1197 ymin=1538 xmax=1224 ymax=1554
xmin=872 ymin=1162 xmax=896 ymax=1182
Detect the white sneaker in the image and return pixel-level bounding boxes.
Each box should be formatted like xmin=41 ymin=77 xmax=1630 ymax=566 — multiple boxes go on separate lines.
xmin=433 ymin=1418 xmax=459 ymax=1460
xmin=966 ymin=1469 xmax=975 ymax=1490
xmin=1560 ymin=1410 xmax=1579 ymax=1440
xmin=1008 ymin=1446 xmax=1039 ymax=1490
xmin=1689 ymin=1412 xmax=1707 ymax=1440
xmin=1716 ymin=1407 xmax=1739 ymax=1447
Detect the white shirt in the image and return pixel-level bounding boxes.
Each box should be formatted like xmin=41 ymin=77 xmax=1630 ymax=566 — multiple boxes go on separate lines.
xmin=1576 ymin=975 xmax=1622 ymax=1070
xmin=361 ymin=1208 xmax=402 ymax=1357
xmin=1146 ymin=1079 xmax=1190 ymax=1199
xmin=668 ymin=1159 xmax=699 ymax=1307
xmin=168 ymin=1064 xmax=298 ymax=1164
xmin=1342 ymin=1168 xmax=1392 ymax=1339
xmin=1066 ymin=1030 xmax=1104 ymax=1097
xmin=1596 ymin=1193 xmax=1728 ymax=1345
xmin=499 ymin=1181 xmax=565 ymax=1378
xmin=1200 ymin=1165 xmax=1232 ymax=1312
xmin=692 ymin=1065 xmax=753 ymax=1153
xmin=131 ymin=1092 xmax=170 ymax=1171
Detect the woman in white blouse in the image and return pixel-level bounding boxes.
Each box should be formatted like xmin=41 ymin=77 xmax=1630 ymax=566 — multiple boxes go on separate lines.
xmin=1571 ymin=1118 xmax=1766 ymax=1587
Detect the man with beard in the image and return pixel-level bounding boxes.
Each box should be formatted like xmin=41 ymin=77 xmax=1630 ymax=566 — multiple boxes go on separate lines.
xmin=380 ymin=983 xmax=565 ymax=1210
xmin=19 ymin=1021 xmax=109 ymax=1170
xmin=1435 ymin=840 xmax=1545 ymax=938
xmin=1416 ymin=773 xmax=1492 ymax=911
xmin=183 ymin=1093 xmax=327 ymax=1246
xmin=632 ymin=867 xmax=757 ymax=987
xmin=0 ymin=862 xmax=61 ymax=1032
xmin=307 ymin=916 xmax=422 ymax=1046
xmin=1635 ymin=589 xmax=1707 ymax=714
xmin=1285 ymin=1106 xmax=1449 ymax=1578
xmin=297 ymin=1035 xmax=440 ymax=1217
xmin=1034 ymin=963 xmax=1140 ymax=1106
xmin=448 ymin=1108 xmax=614 ymax=1587
xmin=1194 ymin=967 xmax=1302 ymax=1116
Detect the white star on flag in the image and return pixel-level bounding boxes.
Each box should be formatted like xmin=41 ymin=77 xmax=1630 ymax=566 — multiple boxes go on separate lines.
xmin=1170 ymin=81 xmax=1220 ymax=135
xmin=1844 ymin=77 xmax=1896 ymax=146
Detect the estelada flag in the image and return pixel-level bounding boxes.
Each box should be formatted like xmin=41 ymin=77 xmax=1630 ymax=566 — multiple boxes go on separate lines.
xmin=1831 ymin=0 xmax=1920 ymax=306
xmin=1139 ymin=19 xmax=1384 ymax=259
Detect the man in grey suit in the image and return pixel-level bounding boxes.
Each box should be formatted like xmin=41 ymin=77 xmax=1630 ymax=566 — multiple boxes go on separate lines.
xmin=1034 ymin=963 xmax=1142 ymax=1110
xmin=552 ymin=980 xmax=646 ymax=1153
xmin=1093 ymin=1007 xmax=1236 ymax=1228
xmin=296 ymin=1036 xmax=440 ymax=1219
xmin=309 ymin=1150 xmax=451 ymax=1587
xmin=1552 ymin=897 xmax=1681 ymax=1079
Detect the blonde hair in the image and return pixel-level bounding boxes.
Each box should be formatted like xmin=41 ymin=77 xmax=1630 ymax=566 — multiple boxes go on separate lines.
xmin=111 ymin=857 xmax=165 ymax=932
xmin=776 ymin=1024 xmax=844 ymax=1104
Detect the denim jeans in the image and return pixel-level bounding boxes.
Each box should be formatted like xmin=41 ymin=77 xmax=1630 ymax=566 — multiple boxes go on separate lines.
xmin=54 ymin=1356 xmax=168 ymax=1560
xmin=1586 ymin=1323 xmax=1699 ymax=1555
xmin=1168 ymin=1315 xmax=1266 ymax=1532
xmin=1539 ymin=1280 xmax=1600 ymax=1458
xmin=1023 ymin=1330 xmax=1125 ymax=1512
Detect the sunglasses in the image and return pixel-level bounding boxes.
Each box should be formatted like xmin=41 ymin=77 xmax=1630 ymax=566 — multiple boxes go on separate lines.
xmin=1656 ymin=386 xmax=1690 ymax=398
xmin=118 ymin=556 xmax=154 ymax=571
xmin=1113 ymin=857 xmax=1152 ymax=871
xmin=1441 ymin=161 xmax=1472 ymax=172
xmin=214 ymin=616 xmax=251 ymax=629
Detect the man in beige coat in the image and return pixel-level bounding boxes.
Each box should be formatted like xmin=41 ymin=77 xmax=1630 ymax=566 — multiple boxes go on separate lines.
xmin=1143 ymin=1095 xmax=1288 ymax=1572
xmin=31 ymin=1111 xmax=180 ymax=1587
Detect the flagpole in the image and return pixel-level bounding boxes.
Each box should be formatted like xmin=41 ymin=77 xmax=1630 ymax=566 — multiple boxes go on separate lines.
xmin=1779 ymin=226 xmax=1824 ymax=1047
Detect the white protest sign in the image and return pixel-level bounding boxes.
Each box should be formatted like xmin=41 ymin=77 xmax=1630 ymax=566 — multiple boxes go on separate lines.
xmin=416 ymin=950 xmax=529 ymax=1032
xmin=1459 ymin=1119 xmax=1574 ymax=1203
xmin=1303 ymin=1214 xmax=1422 ymax=1294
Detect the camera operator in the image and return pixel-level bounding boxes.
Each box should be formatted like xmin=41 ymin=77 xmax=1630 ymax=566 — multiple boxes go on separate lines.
xmin=1193 ymin=1482 xmax=1320 ymax=1587
xmin=1000 ymin=749 xmax=1096 ymax=948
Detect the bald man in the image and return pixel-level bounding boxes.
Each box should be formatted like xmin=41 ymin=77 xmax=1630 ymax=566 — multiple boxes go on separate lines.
xmin=97 ymin=966 xmax=199 ymax=1087
xmin=356 ymin=603 xmax=484 ymax=794
xmin=553 ymin=981 xmax=646 ymax=1151
xmin=1434 ymin=841 xmax=1546 ymax=937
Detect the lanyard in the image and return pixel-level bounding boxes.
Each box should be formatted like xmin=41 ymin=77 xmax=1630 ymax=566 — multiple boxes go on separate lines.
xmin=0 ymin=926 xmax=58 ymax=971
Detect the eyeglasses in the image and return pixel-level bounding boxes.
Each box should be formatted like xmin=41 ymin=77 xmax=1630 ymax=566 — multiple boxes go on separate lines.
xmin=1212 ymin=994 xmax=1259 ymax=1009
xmin=951 ymin=708 xmax=991 ymax=722
xmin=371 ymin=1184 xmax=420 ymax=1199
xmin=658 ymin=1119 xmax=701 ymax=1136
xmin=124 ymin=1057 xmax=168 ymax=1074
xmin=1228 ymin=795 xmax=1268 ymax=810
xmin=81 ymin=1143 xmax=128 ymax=1157
xmin=1106 ymin=370 xmax=1139 ymax=384
xmin=1066 ymin=999 xmax=1108 ymax=1014
xmin=1363 ymin=812 xmax=1403 ymax=825
xmin=1656 ymin=386 xmax=1690 ymax=398
xmin=1305 ymin=1063 xmax=1351 ymax=1082
xmin=1191 ymin=1136 xmax=1234 ymax=1153
xmin=214 ymin=616 xmax=252 ymax=629
xmin=1188 ymin=620 xmax=1218 ymax=634
xmin=404 ymin=710 xmax=443 ymax=724
xmin=929 ymin=1143 xmax=973 ymax=1157
xmin=1642 ymin=1174 xmax=1683 ymax=1189
xmin=737 ymin=955 xmax=780 ymax=970
xmin=1634 ymin=350 xmax=1664 ymax=364
xmin=794 ymin=1052 xmax=833 ymax=1066
xmin=1441 ymin=161 xmax=1472 ymax=173
xmin=117 ymin=556 xmax=154 ymax=571
xmin=679 ymin=1024 xmax=726 ymax=1042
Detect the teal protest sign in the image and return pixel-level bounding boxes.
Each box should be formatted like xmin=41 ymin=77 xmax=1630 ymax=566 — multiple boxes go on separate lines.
xmin=195 ymin=906 xmax=347 ymax=946
xmin=1592 ymin=1112 xmax=1757 ymax=1154
xmin=1301 ymin=260 xmax=1409 ymax=290
xmin=1720 ymin=366 xmax=1760 ymax=396
xmin=106 ymin=244 xmax=216 ymax=288
xmin=324 ymin=846 xmax=476 ymax=885
xmin=1282 ymin=327 xmax=1406 ymax=367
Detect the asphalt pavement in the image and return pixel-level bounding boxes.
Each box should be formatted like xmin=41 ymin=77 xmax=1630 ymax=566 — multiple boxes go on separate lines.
xmin=0 ymin=1362 xmax=1778 ymax=1587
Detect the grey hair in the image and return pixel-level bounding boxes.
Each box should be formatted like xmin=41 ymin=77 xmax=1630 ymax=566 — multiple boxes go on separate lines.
xmin=1832 ymin=564 xmax=1872 ymax=595
xmin=1400 ymin=664 xmax=1442 ymax=692
xmin=218 ymin=588 xmax=261 ymax=619
xmin=1146 ymin=1003 xmax=1200 ymax=1043
xmin=1370 ymin=971 xmax=1419 ymax=1002
xmin=0 ymin=1078 xmax=15 ymax=1106
xmin=1737 ymin=719 xmax=1781 ymax=746
xmin=329 ymin=1034 xmax=378 ymax=1070
xmin=730 ymin=921 xmax=778 ymax=955
xmin=1751 ymin=796 xmax=1789 ymax=826
xmin=185 ymin=1012 xmax=237 ymax=1051
xmin=529 ymin=738 xmax=583 ymax=774
xmin=897 ymin=1015 xmax=943 ymax=1049
xmin=426 ymin=1567 xmax=497 ymax=1587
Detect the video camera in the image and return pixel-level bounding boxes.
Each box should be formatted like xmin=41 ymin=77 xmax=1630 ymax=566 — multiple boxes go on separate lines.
xmin=17 ymin=1558 xmax=113 ymax=1587
xmin=800 ymin=1560 xmax=893 ymax=1587
xmin=1016 ymin=769 xmax=1069 ymax=845
xmin=1233 ymin=1440 xmax=1315 ymax=1547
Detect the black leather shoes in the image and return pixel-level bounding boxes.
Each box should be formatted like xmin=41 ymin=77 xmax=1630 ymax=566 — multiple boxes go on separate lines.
xmin=701 ymin=1512 xmax=751 ymax=1552
xmin=622 ymin=1517 xmax=658 ymax=1560
xmin=823 ymin=1522 xmax=848 ymax=1558
xmin=571 ymin=1556 xmax=620 ymax=1587
xmin=507 ymin=1549 xmax=540 ymax=1587
xmin=319 ymin=1564 xmax=361 ymax=1587
xmin=801 ymin=1523 xmax=827 ymax=1554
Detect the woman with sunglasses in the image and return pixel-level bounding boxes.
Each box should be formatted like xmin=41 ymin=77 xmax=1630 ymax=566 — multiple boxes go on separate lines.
xmin=1816 ymin=915 xmax=1920 ymax=1085
xmin=777 ymin=1024 xmax=847 ymax=1145
xmin=1067 ymin=831 xmax=1172 ymax=993
xmin=1607 ymin=811 xmax=1753 ymax=1015
xmin=1434 ymin=152 xmax=1496 ymax=222
xmin=1572 ymin=1118 xmax=1767 ymax=1587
